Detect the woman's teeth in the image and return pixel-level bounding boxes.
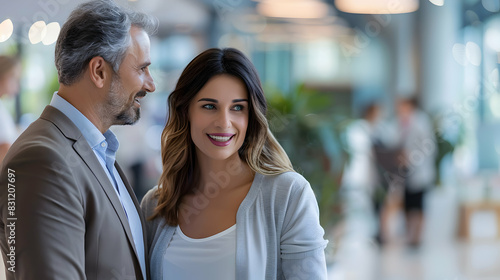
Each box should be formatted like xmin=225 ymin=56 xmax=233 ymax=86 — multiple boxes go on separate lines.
xmin=208 ymin=135 xmax=232 ymax=142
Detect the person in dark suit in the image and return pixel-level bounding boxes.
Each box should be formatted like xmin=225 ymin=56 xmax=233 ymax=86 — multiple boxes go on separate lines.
xmin=0 ymin=1 xmax=157 ymax=279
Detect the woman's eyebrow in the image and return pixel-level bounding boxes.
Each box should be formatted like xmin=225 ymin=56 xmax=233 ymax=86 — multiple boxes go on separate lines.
xmin=197 ymin=98 xmax=218 ymax=103
xmin=197 ymin=98 xmax=248 ymax=103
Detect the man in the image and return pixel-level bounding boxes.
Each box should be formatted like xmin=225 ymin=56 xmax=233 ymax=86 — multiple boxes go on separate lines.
xmin=0 ymin=1 xmax=156 ymax=279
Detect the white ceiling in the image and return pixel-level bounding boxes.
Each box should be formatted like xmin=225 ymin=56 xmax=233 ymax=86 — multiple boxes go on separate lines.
xmin=1 ymin=0 xmax=210 ymax=33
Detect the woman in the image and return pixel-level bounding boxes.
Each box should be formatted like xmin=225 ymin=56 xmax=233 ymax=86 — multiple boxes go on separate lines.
xmin=0 ymin=55 xmax=21 ymax=164
xmin=141 ymin=48 xmax=328 ymax=279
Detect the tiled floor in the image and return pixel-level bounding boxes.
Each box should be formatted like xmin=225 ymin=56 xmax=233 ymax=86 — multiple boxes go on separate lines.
xmin=327 ymin=185 xmax=500 ymax=280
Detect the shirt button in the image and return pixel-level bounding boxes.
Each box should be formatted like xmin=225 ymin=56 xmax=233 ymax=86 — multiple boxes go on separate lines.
xmin=101 ymin=142 xmax=106 ymax=147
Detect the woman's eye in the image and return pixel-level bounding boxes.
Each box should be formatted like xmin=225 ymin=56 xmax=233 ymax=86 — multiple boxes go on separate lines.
xmin=233 ymin=105 xmax=244 ymax=111
xmin=202 ymin=104 xmax=215 ymax=110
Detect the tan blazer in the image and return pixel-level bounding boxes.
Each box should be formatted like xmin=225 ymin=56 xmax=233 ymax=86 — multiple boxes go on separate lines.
xmin=0 ymin=106 xmax=149 ymax=280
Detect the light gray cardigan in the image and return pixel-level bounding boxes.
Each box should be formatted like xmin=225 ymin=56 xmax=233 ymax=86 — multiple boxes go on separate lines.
xmin=140 ymin=171 xmax=328 ymax=280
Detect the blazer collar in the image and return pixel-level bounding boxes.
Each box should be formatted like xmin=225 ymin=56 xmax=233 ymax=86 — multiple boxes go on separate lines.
xmin=40 ymin=105 xmax=146 ymax=276
xmin=40 ymin=105 xmax=82 ymax=141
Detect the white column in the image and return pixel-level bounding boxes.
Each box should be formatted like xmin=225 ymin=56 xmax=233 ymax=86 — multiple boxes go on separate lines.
xmin=418 ymin=0 xmax=462 ymax=112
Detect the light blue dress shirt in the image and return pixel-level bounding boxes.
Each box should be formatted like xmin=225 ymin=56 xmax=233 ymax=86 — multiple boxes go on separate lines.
xmin=50 ymin=92 xmax=146 ymax=280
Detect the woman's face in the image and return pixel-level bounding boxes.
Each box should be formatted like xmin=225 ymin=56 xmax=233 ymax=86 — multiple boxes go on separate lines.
xmin=188 ymin=74 xmax=249 ymax=163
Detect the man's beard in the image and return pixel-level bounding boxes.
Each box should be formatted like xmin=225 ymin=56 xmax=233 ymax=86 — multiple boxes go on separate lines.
xmin=108 ymin=76 xmax=144 ymax=126
xmin=116 ymin=104 xmax=140 ymax=125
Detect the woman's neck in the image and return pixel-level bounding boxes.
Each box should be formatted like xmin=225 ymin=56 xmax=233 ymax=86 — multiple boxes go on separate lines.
xmin=196 ymin=154 xmax=254 ymax=192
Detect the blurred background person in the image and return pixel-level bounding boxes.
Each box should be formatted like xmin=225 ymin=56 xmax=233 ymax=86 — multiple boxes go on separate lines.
xmin=0 ymin=55 xmax=21 ymax=165
xmin=341 ymin=103 xmax=383 ymax=242
xmin=396 ymin=97 xmax=437 ymax=247
xmin=342 ymin=101 xmax=401 ymax=245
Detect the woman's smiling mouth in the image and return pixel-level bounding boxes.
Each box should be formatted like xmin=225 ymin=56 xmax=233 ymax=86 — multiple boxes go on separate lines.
xmin=207 ymin=133 xmax=235 ymax=146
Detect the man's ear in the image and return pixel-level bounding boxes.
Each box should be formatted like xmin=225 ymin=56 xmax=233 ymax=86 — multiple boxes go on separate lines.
xmin=88 ymin=56 xmax=111 ymax=88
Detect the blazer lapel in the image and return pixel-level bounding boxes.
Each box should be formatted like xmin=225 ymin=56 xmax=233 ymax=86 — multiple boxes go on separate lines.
xmin=72 ymin=139 xmax=134 ymax=240
xmin=73 ymin=141 xmax=148 ymax=279
xmin=115 ymin=164 xmax=150 ymax=279
xmin=40 ymin=106 xmax=138 ymax=266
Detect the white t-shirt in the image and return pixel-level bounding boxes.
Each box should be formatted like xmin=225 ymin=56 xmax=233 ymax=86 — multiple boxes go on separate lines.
xmin=0 ymin=99 xmax=17 ymax=144
xmin=143 ymin=172 xmax=328 ymax=280
xmin=162 ymin=224 xmax=236 ymax=280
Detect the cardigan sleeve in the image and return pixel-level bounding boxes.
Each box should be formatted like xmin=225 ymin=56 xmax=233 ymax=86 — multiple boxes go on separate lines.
xmin=140 ymin=187 xmax=159 ymax=251
xmin=280 ymin=178 xmax=328 ymax=279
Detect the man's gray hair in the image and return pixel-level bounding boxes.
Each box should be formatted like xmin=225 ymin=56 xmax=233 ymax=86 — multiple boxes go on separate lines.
xmin=55 ymin=0 xmax=158 ymax=86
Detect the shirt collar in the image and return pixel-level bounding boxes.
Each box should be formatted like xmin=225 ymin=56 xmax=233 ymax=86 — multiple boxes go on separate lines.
xmin=49 ymin=92 xmax=120 ymax=156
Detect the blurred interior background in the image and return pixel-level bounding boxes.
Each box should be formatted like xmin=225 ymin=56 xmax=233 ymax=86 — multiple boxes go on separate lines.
xmin=2 ymin=0 xmax=500 ymax=279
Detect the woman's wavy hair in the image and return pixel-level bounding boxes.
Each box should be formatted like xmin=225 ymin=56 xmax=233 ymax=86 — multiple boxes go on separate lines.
xmin=152 ymin=48 xmax=294 ymax=225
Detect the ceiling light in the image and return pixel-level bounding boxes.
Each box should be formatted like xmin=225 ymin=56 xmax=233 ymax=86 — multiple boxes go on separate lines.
xmin=452 ymin=43 xmax=467 ymax=66
xmin=465 ymin=41 xmax=481 ymax=66
xmin=0 ymin=19 xmax=14 ymax=43
xmin=429 ymin=0 xmax=444 ymax=6
xmin=485 ymin=18 xmax=500 ymax=52
xmin=334 ymin=0 xmax=419 ymax=14
xmin=42 ymin=22 xmax=60 ymax=45
xmin=257 ymin=0 xmax=329 ymax=19
xmin=29 ymin=21 xmax=47 ymax=44
xmin=483 ymin=0 xmax=500 ymax=12
xmin=485 ymin=28 xmax=500 ymax=52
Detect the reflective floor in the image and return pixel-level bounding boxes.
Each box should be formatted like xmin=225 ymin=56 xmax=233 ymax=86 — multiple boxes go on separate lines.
xmin=1 ymin=186 xmax=499 ymax=279
xmin=327 ymin=185 xmax=500 ymax=280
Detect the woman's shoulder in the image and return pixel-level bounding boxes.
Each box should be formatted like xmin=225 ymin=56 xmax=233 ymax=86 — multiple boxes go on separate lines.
xmin=252 ymin=172 xmax=321 ymax=227
xmin=262 ymin=171 xmax=308 ymax=185
xmin=140 ymin=186 xmax=160 ymax=217
xmin=258 ymin=171 xmax=310 ymax=196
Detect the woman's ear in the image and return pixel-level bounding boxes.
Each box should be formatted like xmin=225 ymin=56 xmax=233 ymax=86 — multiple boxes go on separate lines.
xmin=88 ymin=56 xmax=111 ymax=88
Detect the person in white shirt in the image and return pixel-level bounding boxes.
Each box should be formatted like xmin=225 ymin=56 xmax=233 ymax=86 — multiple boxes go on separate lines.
xmin=0 ymin=55 xmax=21 ymax=164
xmin=396 ymin=97 xmax=437 ymax=247
xmin=141 ymin=48 xmax=328 ymax=280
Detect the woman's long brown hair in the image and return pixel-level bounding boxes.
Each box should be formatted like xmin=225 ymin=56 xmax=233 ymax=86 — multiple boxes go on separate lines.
xmin=151 ymin=48 xmax=294 ymax=226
